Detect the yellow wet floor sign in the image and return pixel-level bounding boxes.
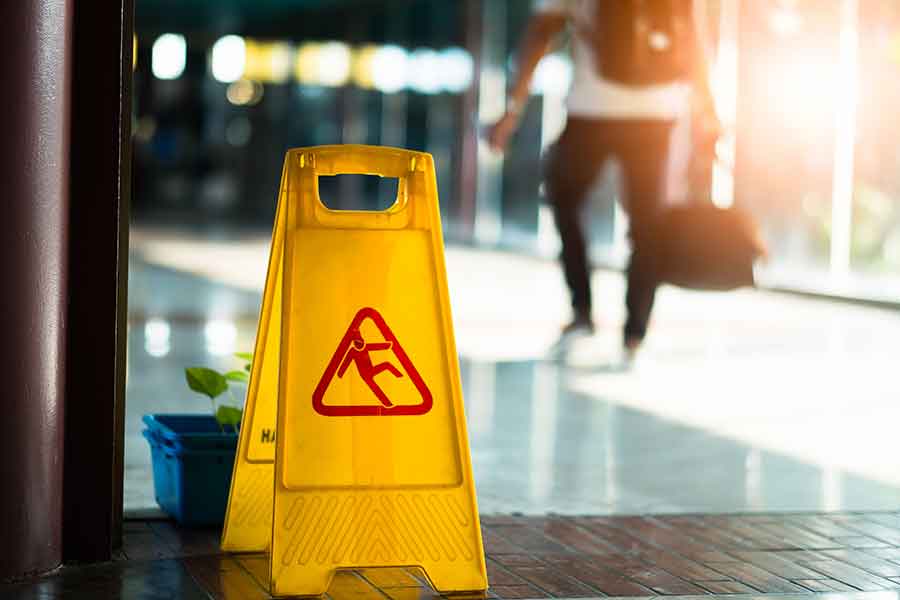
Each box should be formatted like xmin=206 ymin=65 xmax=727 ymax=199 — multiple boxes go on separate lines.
xmin=221 ymin=145 xmax=488 ymax=597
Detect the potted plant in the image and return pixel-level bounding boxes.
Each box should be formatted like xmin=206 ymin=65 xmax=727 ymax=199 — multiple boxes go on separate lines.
xmin=142 ymin=352 xmax=251 ymax=526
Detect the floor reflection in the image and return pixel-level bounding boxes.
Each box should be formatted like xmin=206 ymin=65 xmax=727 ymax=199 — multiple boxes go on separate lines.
xmin=461 ymin=359 xmax=900 ymax=514
xmin=3 ymin=559 xmax=210 ymax=600
xmin=125 ymin=231 xmax=900 ymax=515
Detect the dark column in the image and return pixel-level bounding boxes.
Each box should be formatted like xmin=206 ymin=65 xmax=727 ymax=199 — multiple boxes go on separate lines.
xmin=62 ymin=0 xmax=133 ymax=562
xmin=0 ymin=0 xmax=72 ymax=580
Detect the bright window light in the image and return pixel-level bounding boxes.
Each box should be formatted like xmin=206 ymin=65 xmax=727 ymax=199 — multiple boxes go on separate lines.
xmin=211 ymin=35 xmax=246 ymax=83
xmin=295 ymin=43 xmax=320 ymax=85
xmin=151 ymin=33 xmax=186 ymax=80
xmin=409 ymin=48 xmax=442 ymax=94
xmin=204 ymin=320 xmax=237 ymax=356
xmin=296 ymin=42 xmax=352 ymax=87
xmin=317 ymin=42 xmax=352 ymax=87
xmin=371 ymin=45 xmax=409 ymax=94
xmin=769 ymin=6 xmax=803 ymax=36
xmin=244 ymin=40 xmax=292 ymax=83
xmin=144 ymin=318 xmax=171 ymax=358
xmin=352 ymin=45 xmax=378 ymax=89
xmin=226 ymin=79 xmax=264 ymax=106
xmin=439 ymin=47 xmax=474 ymax=93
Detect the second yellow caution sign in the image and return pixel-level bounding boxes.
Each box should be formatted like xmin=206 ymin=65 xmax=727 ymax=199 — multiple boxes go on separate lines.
xmin=221 ymin=145 xmax=488 ymax=597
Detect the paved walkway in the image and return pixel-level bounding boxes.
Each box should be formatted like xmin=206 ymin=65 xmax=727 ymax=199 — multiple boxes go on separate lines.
xmin=9 ymin=513 xmax=900 ymax=598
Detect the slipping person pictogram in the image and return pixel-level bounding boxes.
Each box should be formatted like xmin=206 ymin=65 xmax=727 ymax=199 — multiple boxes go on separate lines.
xmin=337 ymin=328 xmax=402 ymax=408
xmin=312 ymin=307 xmax=432 ymax=417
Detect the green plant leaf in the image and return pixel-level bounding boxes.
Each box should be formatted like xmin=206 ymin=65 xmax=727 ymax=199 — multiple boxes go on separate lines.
xmin=244 ymin=363 xmax=252 ymax=373
xmin=234 ymin=352 xmax=253 ymax=362
xmin=185 ymin=367 xmax=228 ymax=400
xmin=224 ymin=370 xmax=249 ymax=383
xmin=215 ymin=405 xmax=242 ymax=428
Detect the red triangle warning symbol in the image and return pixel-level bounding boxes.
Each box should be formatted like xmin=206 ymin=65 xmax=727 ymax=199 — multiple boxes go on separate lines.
xmin=312 ymin=307 xmax=433 ymax=417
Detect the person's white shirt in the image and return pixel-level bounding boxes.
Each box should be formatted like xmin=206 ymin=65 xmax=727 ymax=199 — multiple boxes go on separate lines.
xmin=534 ymin=0 xmax=692 ymax=120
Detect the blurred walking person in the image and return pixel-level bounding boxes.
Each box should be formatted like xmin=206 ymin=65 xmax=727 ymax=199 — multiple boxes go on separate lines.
xmin=488 ymin=0 xmax=719 ymax=358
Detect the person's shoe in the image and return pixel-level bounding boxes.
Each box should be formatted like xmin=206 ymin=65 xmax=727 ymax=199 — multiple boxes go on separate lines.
xmin=547 ymin=313 xmax=595 ymax=359
xmin=623 ymin=336 xmax=642 ymax=365
xmin=560 ymin=314 xmax=595 ymax=337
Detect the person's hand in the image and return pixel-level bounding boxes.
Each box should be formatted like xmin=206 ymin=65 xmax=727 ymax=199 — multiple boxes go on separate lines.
xmin=693 ymin=87 xmax=722 ymax=143
xmin=691 ymin=92 xmax=722 ymax=159
xmin=486 ymin=111 xmax=521 ymax=153
xmin=694 ymin=108 xmax=722 ymax=150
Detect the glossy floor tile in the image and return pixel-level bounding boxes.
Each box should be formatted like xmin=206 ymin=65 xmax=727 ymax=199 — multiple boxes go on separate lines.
xmin=125 ymin=228 xmax=900 ymax=515
xmin=1 ymin=558 xmax=212 ymax=599
xmin=12 ymin=514 xmax=900 ymax=598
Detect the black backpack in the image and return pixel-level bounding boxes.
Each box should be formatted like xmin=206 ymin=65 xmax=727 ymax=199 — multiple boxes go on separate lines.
xmin=589 ymin=0 xmax=693 ymax=86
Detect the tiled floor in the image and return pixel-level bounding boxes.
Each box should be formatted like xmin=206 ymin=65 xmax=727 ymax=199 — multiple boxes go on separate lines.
xmin=126 ymin=229 xmax=900 ymax=515
xmin=13 ymin=229 xmax=900 ymax=597
xmin=11 ymin=514 xmax=900 ymax=598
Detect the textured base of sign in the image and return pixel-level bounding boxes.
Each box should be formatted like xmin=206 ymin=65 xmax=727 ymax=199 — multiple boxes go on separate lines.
xmin=271 ymin=488 xmax=483 ymax=596
xmin=220 ymin=463 xmax=274 ymax=553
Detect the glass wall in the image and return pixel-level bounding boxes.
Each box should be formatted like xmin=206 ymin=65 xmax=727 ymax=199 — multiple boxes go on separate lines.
xmin=733 ymin=0 xmax=900 ymax=302
xmin=734 ymin=0 xmax=842 ymax=285
xmin=851 ymin=1 xmax=900 ymax=293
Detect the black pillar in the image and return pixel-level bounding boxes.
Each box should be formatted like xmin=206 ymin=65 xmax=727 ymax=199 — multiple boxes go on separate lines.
xmin=62 ymin=0 xmax=133 ymax=562
xmin=0 ymin=0 xmax=72 ymax=580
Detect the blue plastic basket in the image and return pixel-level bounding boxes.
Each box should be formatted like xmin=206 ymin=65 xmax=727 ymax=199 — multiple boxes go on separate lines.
xmin=142 ymin=414 xmax=238 ymax=526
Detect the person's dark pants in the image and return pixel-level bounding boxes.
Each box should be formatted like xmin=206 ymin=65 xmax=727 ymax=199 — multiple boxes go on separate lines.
xmin=544 ymin=117 xmax=674 ymax=341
